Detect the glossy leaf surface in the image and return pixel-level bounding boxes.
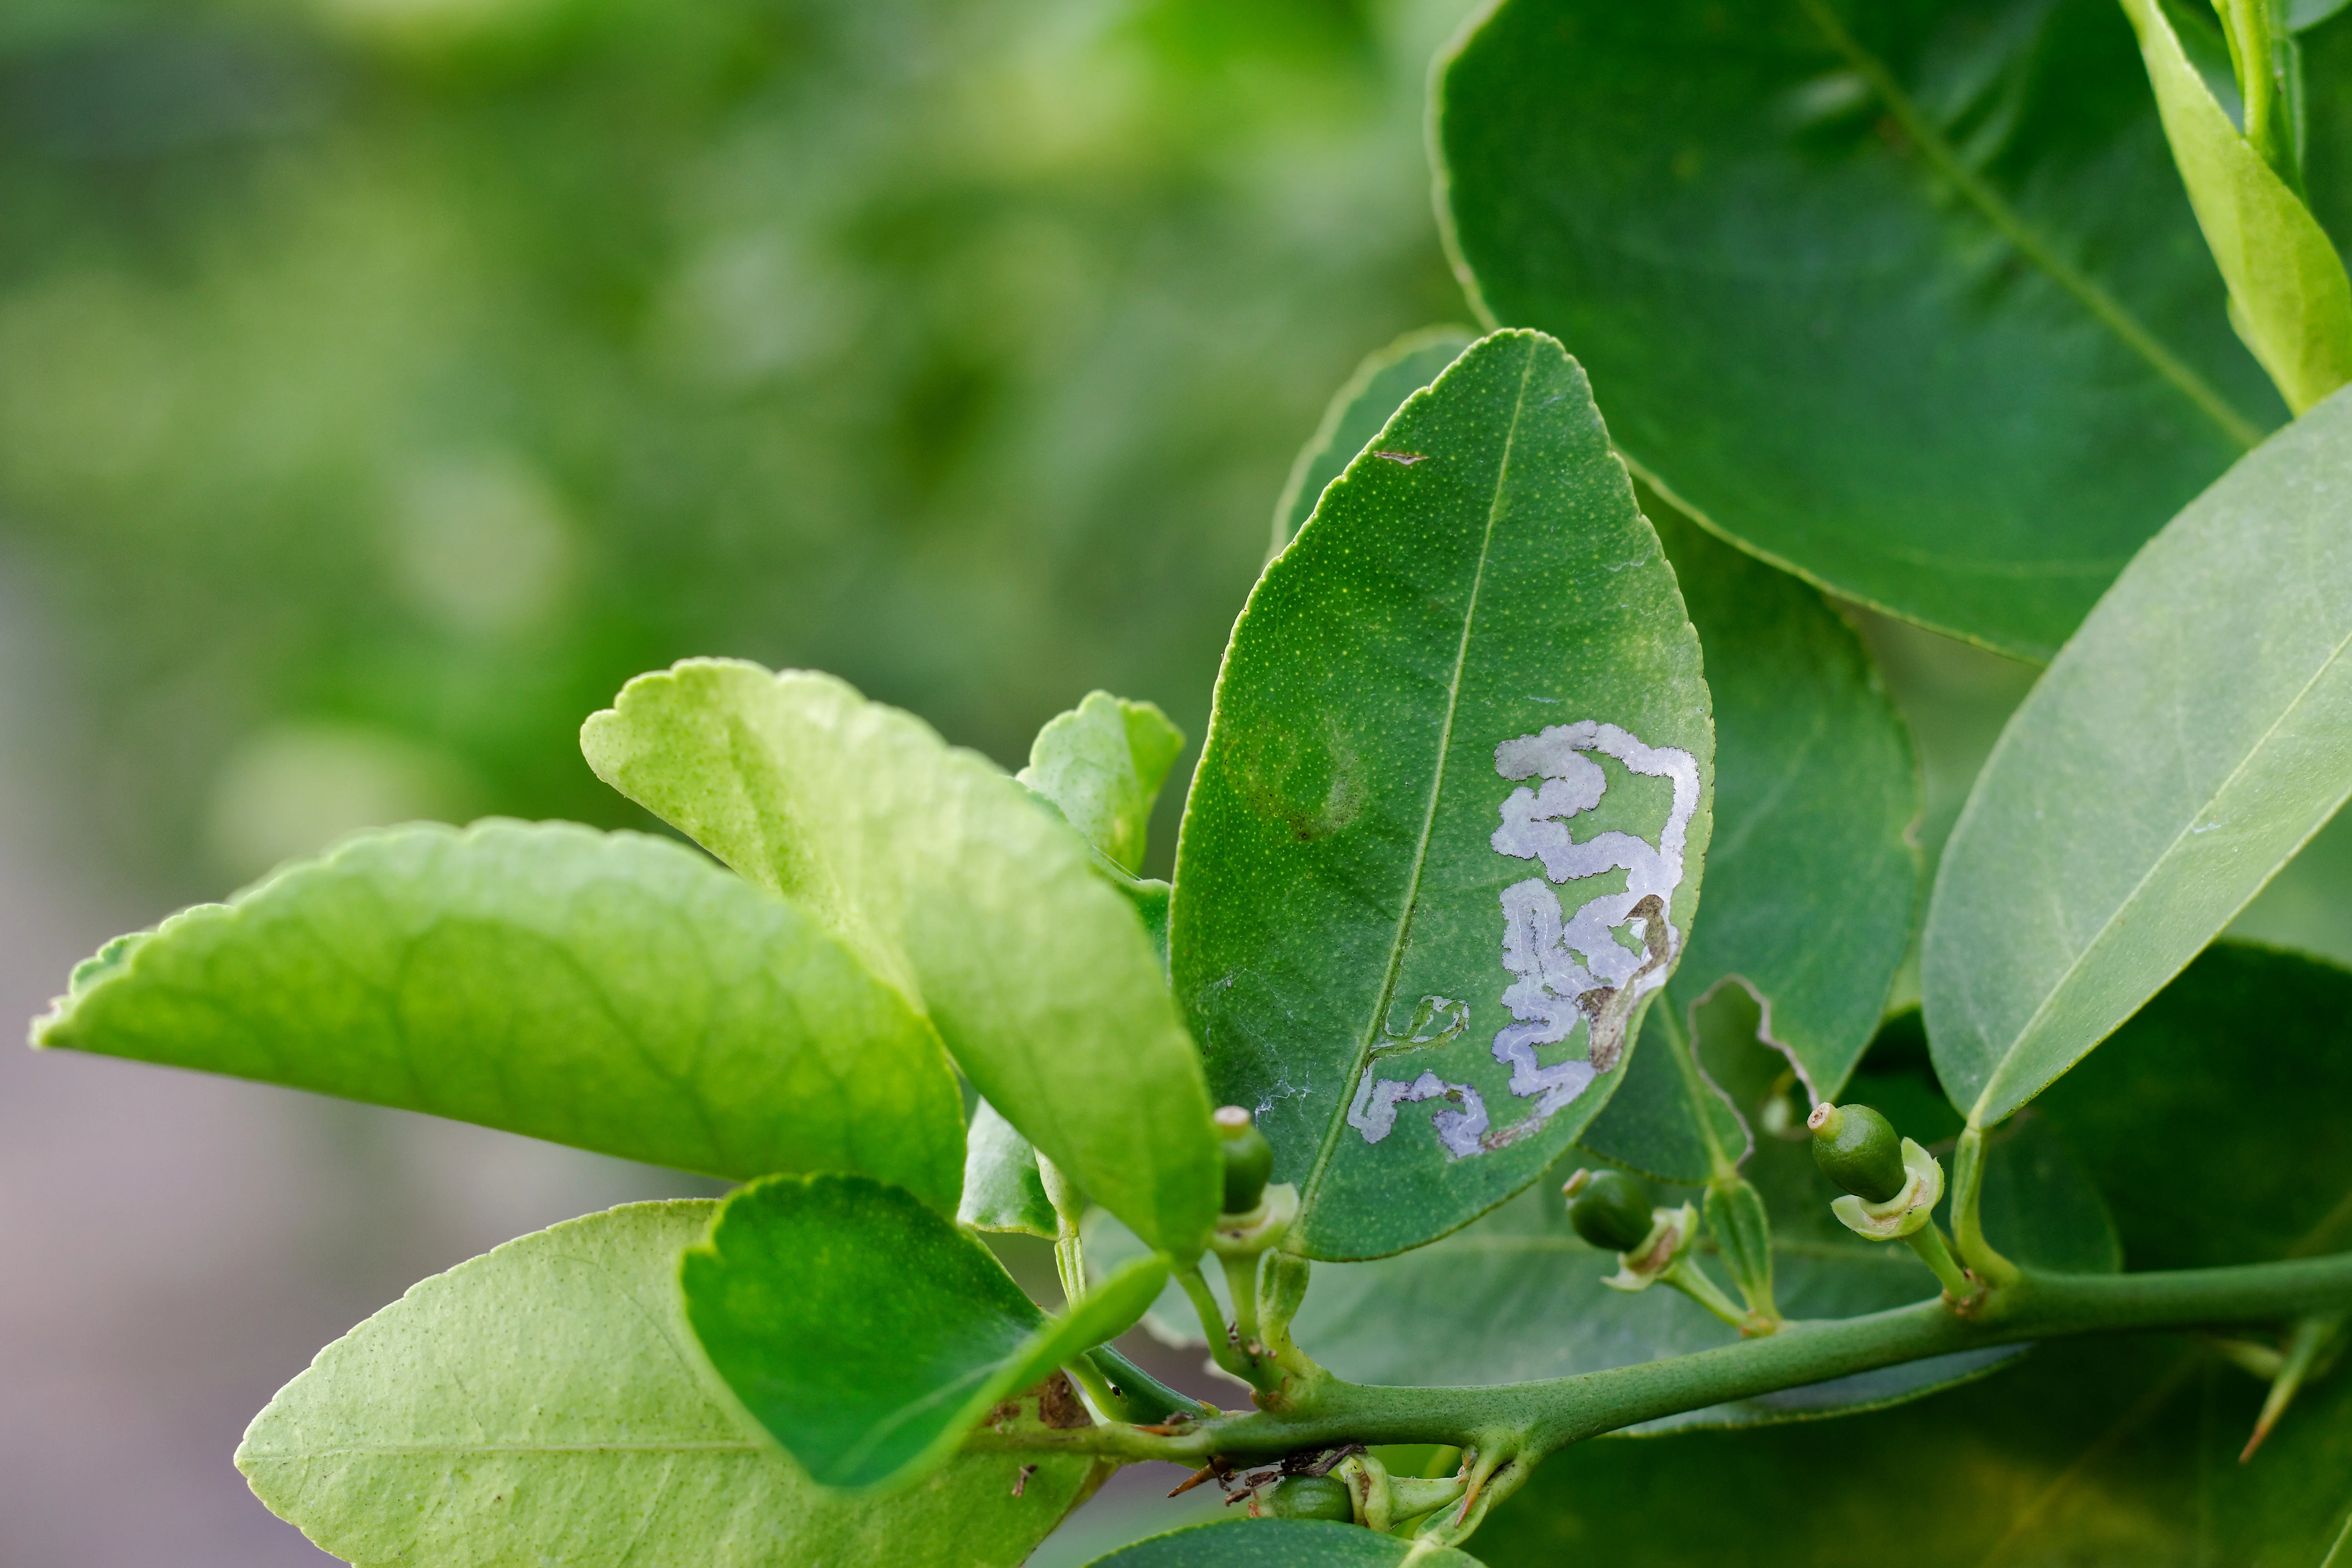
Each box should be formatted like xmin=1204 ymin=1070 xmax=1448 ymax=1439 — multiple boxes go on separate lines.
xmin=1084 ymin=1520 xmax=1482 ymax=1567
xmin=1018 ymin=690 xmax=1186 ymax=874
xmin=1437 ymin=0 xmax=2285 ymax=657
xmin=238 ymin=1201 xmax=1100 ymax=1568
xmin=961 ymin=1098 xmax=1059 ymax=1238
xmin=1173 ymin=329 xmax=1714 ymax=1260
xmin=681 ymin=1174 xmax=1166 ymax=1492
xmin=2122 ymin=0 xmax=2352 ymax=413
xmin=1479 ymin=951 xmax=2352 ymax=1564
xmin=583 ymin=661 xmax=1220 ymax=1256
xmin=1925 ymin=387 xmax=2352 ymax=1126
xmin=1269 ymin=327 xmax=1476 ymax=559
xmin=1271 ymin=335 xmax=1914 ymax=1189
xmin=33 ymin=820 xmax=964 ymax=1210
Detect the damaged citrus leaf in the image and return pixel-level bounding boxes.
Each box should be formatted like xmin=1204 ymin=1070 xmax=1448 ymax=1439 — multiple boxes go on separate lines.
xmin=1172 ymin=328 xmax=1714 ymax=1261
xmin=960 ymin=1098 xmax=1060 ymax=1238
xmin=1018 ymin=691 xmax=1186 ymax=875
xmin=681 ymin=1173 xmax=1167 ymax=1494
xmin=31 ymin=820 xmax=965 ymax=1211
xmin=1924 ymin=387 xmax=2352 ymax=1127
xmin=2122 ymin=0 xmax=2352 ymax=414
xmin=238 ymin=1201 xmax=1102 ymax=1568
xmin=581 ymin=661 xmax=1220 ymax=1257
xmin=1083 ymin=1519 xmax=1484 ymax=1566
xmin=1269 ymin=326 xmax=1477 ymax=560
xmin=1091 ymin=1085 xmax=2114 ymax=1430
xmin=1436 ymin=0 xmax=2285 ymax=657
xmin=1270 ymin=341 xmax=1915 ymax=1195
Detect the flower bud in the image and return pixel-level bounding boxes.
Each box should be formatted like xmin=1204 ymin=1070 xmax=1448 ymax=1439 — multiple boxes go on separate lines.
xmin=1264 ymin=1474 xmax=1354 ymax=1522
xmin=1808 ymin=1102 xmax=1907 ymax=1204
xmin=1214 ymin=1105 xmax=1274 ymax=1215
xmin=1563 ymin=1166 xmax=1656 ymax=1253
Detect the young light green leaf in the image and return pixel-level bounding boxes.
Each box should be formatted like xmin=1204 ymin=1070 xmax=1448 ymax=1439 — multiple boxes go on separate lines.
xmin=1083 ymin=1519 xmax=1484 ymax=1567
xmin=581 ymin=661 xmax=1220 ymax=1257
xmin=1018 ymin=690 xmax=1186 ymax=874
xmin=1098 ymin=1100 xmax=2111 ymax=1432
xmin=1436 ymin=0 xmax=2286 ymax=657
xmin=1172 ymin=329 xmax=1714 ymax=1261
xmin=961 ymin=1097 xmax=1059 ymax=1238
xmin=1923 ymin=387 xmax=2352 ymax=1127
xmin=1269 ymin=326 xmax=1476 ymax=561
xmin=1271 ymin=340 xmax=1918 ymax=1194
xmin=2122 ymin=0 xmax=2352 ymax=414
xmin=237 ymin=1201 xmax=1102 ymax=1568
xmin=32 ymin=819 xmax=964 ymax=1210
xmin=681 ymin=1173 xmax=1168 ymax=1493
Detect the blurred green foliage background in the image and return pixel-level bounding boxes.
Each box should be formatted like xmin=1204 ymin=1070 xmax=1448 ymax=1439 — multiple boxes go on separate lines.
xmin=0 ymin=0 xmax=1471 ymax=895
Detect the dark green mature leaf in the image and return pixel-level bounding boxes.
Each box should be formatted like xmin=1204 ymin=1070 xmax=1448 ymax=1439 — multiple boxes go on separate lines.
xmin=1480 ymin=952 xmax=2352 ymax=1565
xmin=582 ymin=661 xmax=1221 ymax=1256
xmin=1083 ymin=1520 xmax=1483 ymax=1567
xmin=1923 ymin=387 xmax=2352 ymax=1127
xmin=1173 ymin=329 xmax=1714 ymax=1261
xmin=1262 ymin=335 xmax=1913 ymax=1204
xmin=1476 ymin=1333 xmax=2352 ymax=1567
xmin=238 ymin=1201 xmax=1103 ymax=1568
xmin=681 ymin=1173 xmax=1166 ymax=1493
xmin=961 ymin=1098 xmax=1060 ymax=1238
xmin=1094 ymin=1101 xmax=2114 ymax=1431
xmin=33 ymin=820 xmax=964 ymax=1210
xmin=2038 ymin=942 xmax=2352 ymax=1270
xmin=1269 ymin=327 xmax=1477 ymax=560
xmin=1437 ymin=0 xmax=2286 ymax=657
xmin=1018 ymin=691 xmax=1186 ymax=875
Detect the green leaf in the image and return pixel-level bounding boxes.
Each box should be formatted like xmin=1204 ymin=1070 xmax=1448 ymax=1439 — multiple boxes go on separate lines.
xmin=2122 ymin=0 xmax=2352 ymax=413
xmin=581 ymin=661 xmax=1220 ymax=1257
xmin=1083 ymin=1520 xmax=1484 ymax=1567
xmin=1094 ymin=1073 xmax=2114 ymax=1431
xmin=1476 ymin=953 xmax=2352 ymax=1566
xmin=961 ymin=1097 xmax=1060 ymax=1238
xmin=1171 ymin=328 xmax=1715 ymax=1261
xmin=1436 ymin=0 xmax=2287 ymax=657
xmin=1269 ymin=326 xmax=1476 ymax=560
xmin=2038 ymin=941 xmax=2352 ymax=1270
xmin=1270 ymin=340 xmax=1917 ymax=1197
xmin=1018 ymin=690 xmax=1186 ymax=874
xmin=1922 ymin=387 xmax=2352 ymax=1127
xmin=31 ymin=819 xmax=964 ymax=1210
xmin=237 ymin=1200 xmax=1103 ymax=1568
xmin=681 ymin=1173 xmax=1167 ymax=1493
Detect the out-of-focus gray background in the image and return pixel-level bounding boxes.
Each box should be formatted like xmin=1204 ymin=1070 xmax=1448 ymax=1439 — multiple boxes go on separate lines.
xmin=5 ymin=1 xmax=2349 ymax=1562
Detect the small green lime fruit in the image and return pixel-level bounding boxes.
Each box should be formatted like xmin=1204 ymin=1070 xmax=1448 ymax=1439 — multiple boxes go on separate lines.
xmin=1214 ymin=1105 xmax=1274 ymax=1215
xmin=1563 ymin=1166 xmax=1656 ymax=1253
xmin=1807 ymin=1102 xmax=1906 ymax=1204
xmin=1264 ymin=1474 xmax=1354 ymax=1522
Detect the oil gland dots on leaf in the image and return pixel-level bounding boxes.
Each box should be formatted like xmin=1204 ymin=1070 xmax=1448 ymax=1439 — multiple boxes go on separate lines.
xmin=1347 ymin=720 xmax=1699 ymax=1160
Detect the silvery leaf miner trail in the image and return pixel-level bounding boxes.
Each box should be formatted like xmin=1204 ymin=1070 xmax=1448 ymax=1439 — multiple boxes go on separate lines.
xmin=1171 ymin=328 xmax=1713 ymax=1260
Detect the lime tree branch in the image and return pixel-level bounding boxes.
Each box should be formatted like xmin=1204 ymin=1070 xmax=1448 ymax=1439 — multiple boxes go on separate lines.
xmin=975 ymin=1251 xmax=2352 ymax=1467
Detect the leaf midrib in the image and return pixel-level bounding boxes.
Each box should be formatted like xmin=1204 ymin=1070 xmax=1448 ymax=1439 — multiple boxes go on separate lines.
xmin=1971 ymin=614 xmax=2352 ymax=1122
xmin=1299 ymin=338 xmax=1543 ymax=1225
xmin=1798 ymin=0 xmax=2264 ymax=450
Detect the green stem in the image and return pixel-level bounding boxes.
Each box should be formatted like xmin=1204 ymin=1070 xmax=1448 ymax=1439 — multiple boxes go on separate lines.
xmin=976 ymin=1251 xmax=2352 ymax=1467
xmin=1905 ymin=1223 xmax=1977 ymax=1301
xmin=1660 ymin=1257 xmax=1751 ymax=1332
xmin=1951 ymin=1127 xmax=2020 ymax=1287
